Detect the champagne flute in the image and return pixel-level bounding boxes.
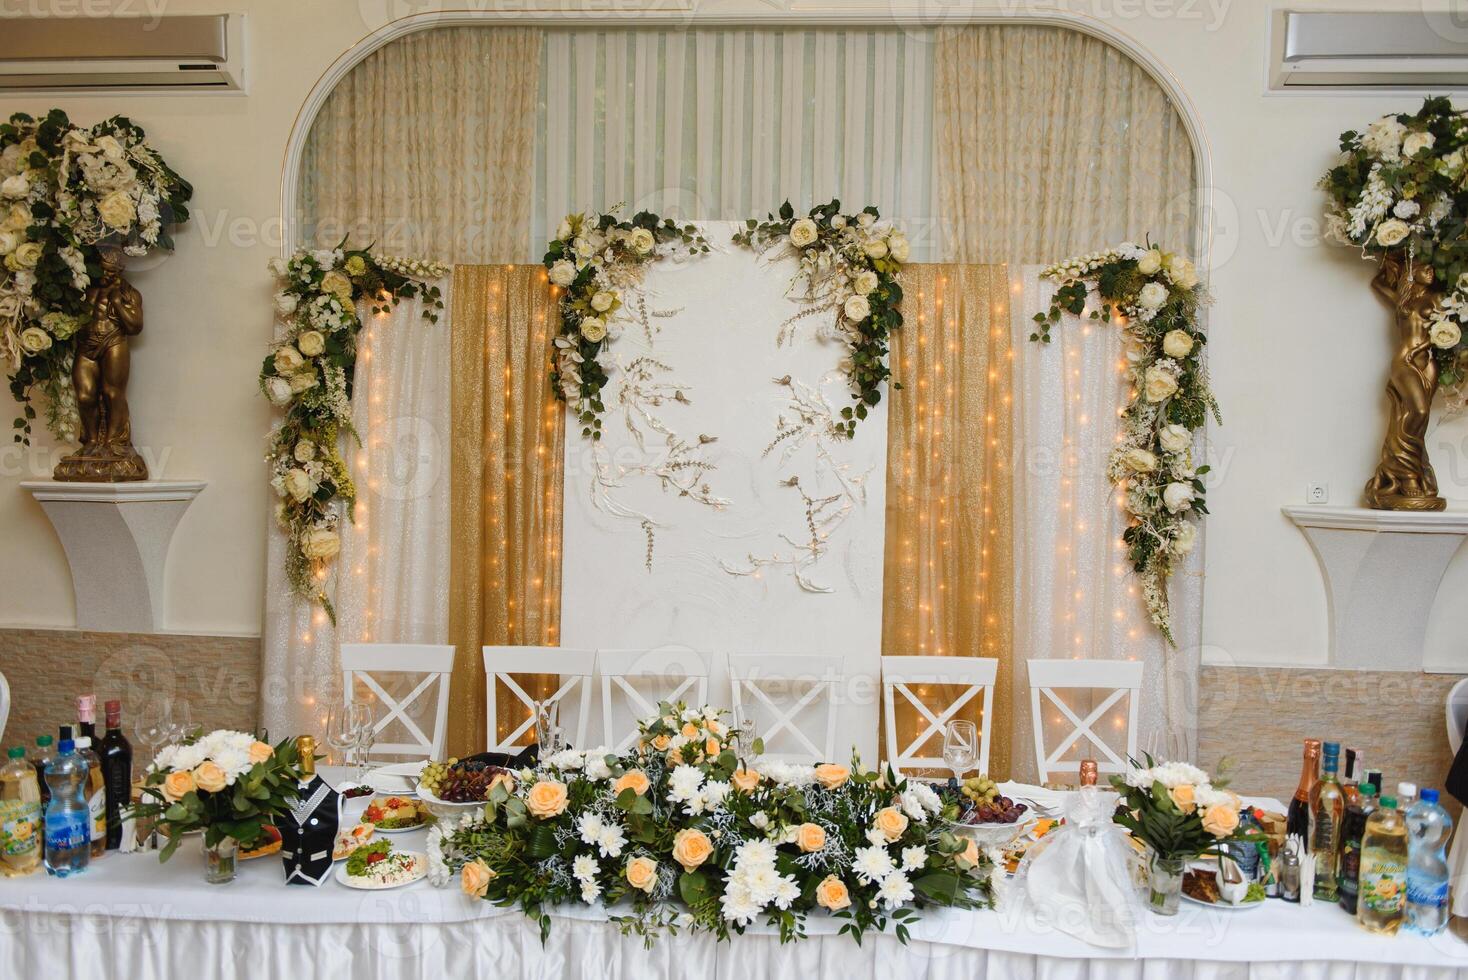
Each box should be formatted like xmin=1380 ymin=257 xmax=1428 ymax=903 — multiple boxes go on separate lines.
xmin=348 ymin=702 xmax=375 ymax=781
xmin=732 ymin=704 xmax=756 ymax=758
xmin=943 ymin=720 xmax=979 ymax=785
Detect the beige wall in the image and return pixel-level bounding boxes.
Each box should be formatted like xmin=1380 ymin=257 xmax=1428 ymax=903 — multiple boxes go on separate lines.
xmin=0 ymin=0 xmax=1464 ymax=675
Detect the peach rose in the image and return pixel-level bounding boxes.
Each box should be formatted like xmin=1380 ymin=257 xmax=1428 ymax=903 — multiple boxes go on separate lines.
xmin=873 ymin=806 xmax=909 ymax=842
xmin=461 ymin=858 xmax=495 ymax=898
xmin=1169 ymin=784 xmax=1197 ymax=814
xmin=672 ymin=828 xmax=714 ymax=871
xmin=613 ymin=770 xmax=651 ymax=796
xmin=525 ymin=779 xmax=569 ymax=819
xmin=1201 ymin=803 xmax=1240 ymax=839
xmin=704 ymin=737 xmax=721 ymax=757
xmin=681 ymin=722 xmax=699 ymax=738
xmin=796 ymin=823 xmax=827 ymax=853
xmin=652 ymin=734 xmax=672 ymax=751
xmin=731 ymin=767 xmax=761 ymax=793
xmin=625 ymin=855 xmax=658 ymax=894
xmin=813 ymin=763 xmax=850 ymax=789
xmin=815 ymin=875 xmax=851 ymax=911
xmin=247 ymin=741 xmax=274 ymax=765
xmin=193 ymin=761 xmax=227 ymax=794
xmin=956 ymin=838 xmax=980 ymax=868
xmin=161 ymin=769 xmax=196 ymax=802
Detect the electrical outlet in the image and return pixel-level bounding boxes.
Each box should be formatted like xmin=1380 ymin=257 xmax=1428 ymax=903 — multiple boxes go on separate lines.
xmin=1306 ymin=483 xmax=1329 ymax=505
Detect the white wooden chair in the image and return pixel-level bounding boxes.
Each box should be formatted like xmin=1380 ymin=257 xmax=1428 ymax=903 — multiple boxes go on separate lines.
xmin=599 ymin=649 xmax=710 ymax=753
xmin=0 ymin=669 xmax=9 ymax=746
xmin=483 ymin=646 xmax=597 ymax=753
xmin=1447 ymin=676 xmax=1468 ymax=756
xmin=1027 ymin=658 xmax=1144 ymax=783
xmin=728 ymin=653 xmax=844 ymax=763
xmin=881 ymin=656 xmax=999 ymax=776
xmin=339 ymin=643 xmax=455 ymax=762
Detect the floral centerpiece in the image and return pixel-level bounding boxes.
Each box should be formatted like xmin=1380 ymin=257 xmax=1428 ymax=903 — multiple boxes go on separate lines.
xmin=1110 ymin=758 xmax=1254 ymax=915
xmin=734 ymin=200 xmax=907 ymax=437
xmin=543 ymin=210 xmax=708 ymax=440
xmin=1 ymin=109 xmax=191 ymax=444
xmin=131 ymin=730 xmax=311 ymax=883
xmin=1032 ymin=243 xmax=1217 ymax=643
xmin=1321 ymin=96 xmax=1468 ymax=510
xmin=430 ymin=701 xmax=993 ymax=946
xmin=259 ymin=245 xmax=447 ymax=619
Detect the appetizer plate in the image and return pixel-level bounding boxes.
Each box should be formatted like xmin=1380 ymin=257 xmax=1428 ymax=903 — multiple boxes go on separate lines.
xmin=1181 ymin=893 xmax=1265 ymax=912
xmin=334 ymin=851 xmax=428 ymax=890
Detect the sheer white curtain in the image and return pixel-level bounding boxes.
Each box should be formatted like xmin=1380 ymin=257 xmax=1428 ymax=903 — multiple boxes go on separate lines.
xmin=533 ymin=29 xmax=937 ymax=257
xmin=1010 ymin=269 xmax=1202 ymax=780
xmin=261 ymin=287 xmax=453 ymax=741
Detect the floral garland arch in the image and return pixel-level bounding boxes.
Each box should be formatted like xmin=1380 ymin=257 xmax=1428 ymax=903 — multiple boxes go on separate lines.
xmin=1031 ymin=243 xmax=1217 ymax=644
xmin=544 ymin=200 xmax=907 ymax=440
xmin=259 ymin=244 xmax=447 ymax=619
xmin=1 ymin=109 xmax=192 ymax=443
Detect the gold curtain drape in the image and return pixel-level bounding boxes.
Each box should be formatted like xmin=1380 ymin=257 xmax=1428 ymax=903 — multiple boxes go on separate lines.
xmin=298 ymin=27 xmax=542 ymax=262
xmin=447 ymin=266 xmax=564 ymax=757
xmin=934 ymin=25 xmax=1197 ymax=263
xmin=882 ymin=265 xmax=1014 ymax=777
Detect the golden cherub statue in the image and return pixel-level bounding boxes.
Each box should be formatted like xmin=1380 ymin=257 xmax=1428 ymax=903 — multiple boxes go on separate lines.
xmin=53 ymin=247 xmax=148 ymax=482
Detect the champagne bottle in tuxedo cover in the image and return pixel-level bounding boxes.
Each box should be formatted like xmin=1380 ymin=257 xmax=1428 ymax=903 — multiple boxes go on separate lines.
xmin=279 ymin=736 xmax=340 ymax=886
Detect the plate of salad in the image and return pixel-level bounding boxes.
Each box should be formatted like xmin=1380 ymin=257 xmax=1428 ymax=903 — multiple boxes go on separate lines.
xmin=335 ymin=840 xmax=427 ymax=890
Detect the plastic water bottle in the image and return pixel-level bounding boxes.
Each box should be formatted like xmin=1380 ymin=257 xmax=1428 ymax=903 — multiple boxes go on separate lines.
xmin=43 ymin=739 xmax=90 ymax=877
xmin=1406 ymin=787 xmax=1452 ymax=936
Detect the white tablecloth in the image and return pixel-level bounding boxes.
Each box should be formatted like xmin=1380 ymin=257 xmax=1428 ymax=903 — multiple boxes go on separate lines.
xmin=2 ymin=780 xmax=1465 ymax=979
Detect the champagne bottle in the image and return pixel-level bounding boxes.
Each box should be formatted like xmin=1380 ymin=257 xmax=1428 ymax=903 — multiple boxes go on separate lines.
xmin=1286 ymin=738 xmax=1321 ymax=840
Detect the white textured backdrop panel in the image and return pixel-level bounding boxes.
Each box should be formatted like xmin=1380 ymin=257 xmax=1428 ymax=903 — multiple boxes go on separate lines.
xmin=560 ymin=224 xmax=888 ymax=761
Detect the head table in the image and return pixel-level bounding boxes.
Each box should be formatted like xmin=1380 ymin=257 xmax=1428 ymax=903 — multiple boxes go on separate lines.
xmin=1 ymin=773 xmax=1465 ymax=980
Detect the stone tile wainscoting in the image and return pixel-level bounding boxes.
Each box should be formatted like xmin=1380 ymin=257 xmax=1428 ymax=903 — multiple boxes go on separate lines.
xmin=1199 ymin=665 xmax=1465 ymax=816
xmin=0 ymin=630 xmax=1459 ymax=812
xmin=0 ymin=628 xmax=260 ymax=750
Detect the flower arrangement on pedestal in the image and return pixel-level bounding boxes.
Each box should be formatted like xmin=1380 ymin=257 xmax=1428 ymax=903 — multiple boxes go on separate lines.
xmin=1032 ymin=243 xmax=1217 ymax=643
xmin=258 ymin=245 xmax=447 ymax=619
xmin=0 ymin=109 xmax=192 ymax=444
xmin=734 ymin=200 xmax=907 ymax=438
xmin=131 ymin=731 xmax=311 ymax=882
xmin=430 ymin=702 xmax=993 ymax=946
xmin=1321 ymin=96 xmax=1468 ymax=511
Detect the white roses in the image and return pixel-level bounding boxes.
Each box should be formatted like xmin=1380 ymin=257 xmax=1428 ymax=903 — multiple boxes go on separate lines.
xmin=1123 ymin=448 xmax=1158 ymax=473
xmin=1166 ymin=255 xmax=1199 ymax=290
xmin=843 ymin=295 xmax=871 ymax=323
xmin=789 ymin=218 xmax=819 ymax=249
xmin=18 ymin=326 xmax=51 ymax=354
xmin=1376 ymin=219 xmax=1411 ymax=247
xmin=301 ymin=528 xmax=341 ymax=560
xmin=590 ymin=290 xmax=616 ymax=313
xmin=1404 ymin=131 xmax=1436 ymax=158
xmin=0 ymin=229 xmax=17 ymax=256
xmin=282 ymin=468 xmax=314 ymax=503
xmin=627 ymin=227 xmax=655 ymax=254
xmin=273 ymin=345 xmax=306 ymax=374
xmin=97 ymin=190 xmax=136 ymax=230
xmin=887 ymin=233 xmax=910 ymax=263
xmin=1430 ymin=319 xmax=1463 ymax=350
xmin=1143 ymin=366 xmax=1179 ymax=403
xmin=274 ymin=292 xmax=298 ymax=316
xmin=0 ymin=175 xmax=28 ymax=199
xmin=293 ymin=439 xmax=317 ymax=463
xmin=296 ymin=330 xmax=325 ymax=357
xmin=863 ymin=238 xmax=889 ymax=259
xmin=1163 ymin=482 xmax=1196 ymax=514
xmin=1136 ymin=249 xmax=1162 ymax=275
xmin=1161 ymin=329 xmax=1195 ymax=358
xmin=1137 ymin=281 xmax=1168 ymax=310
xmin=264 ymin=377 xmax=293 ymax=406
xmin=549 ymin=260 xmax=577 ymax=287
xmin=1158 ymin=423 xmax=1192 ymax=454
xmin=853 ymin=270 xmax=879 ymax=295
xmin=580 ymin=316 xmax=607 ymax=343
xmin=1171 ymin=522 xmax=1197 ymax=556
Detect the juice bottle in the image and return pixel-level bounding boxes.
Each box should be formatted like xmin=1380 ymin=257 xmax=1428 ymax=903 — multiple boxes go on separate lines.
xmin=0 ymin=746 xmax=42 ymax=877
xmin=1358 ymin=795 xmax=1408 ymax=934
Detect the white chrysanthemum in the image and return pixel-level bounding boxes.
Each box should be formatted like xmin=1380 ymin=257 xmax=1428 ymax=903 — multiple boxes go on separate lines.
xmin=547 ymin=749 xmax=584 ymax=770
xmin=853 ymin=845 xmax=895 ymax=884
xmin=878 ymin=870 xmax=915 ymax=908
xmin=597 ymin=824 xmax=626 ymax=859
xmin=577 ymin=812 xmax=605 ymax=847
xmin=702 ymin=780 xmax=732 ymax=810
xmin=583 ymin=749 xmax=613 ymax=781
xmin=667 ymin=765 xmax=704 ymax=804
xmin=737 ymin=838 xmax=777 ymax=868
xmin=572 ymin=854 xmax=599 ymax=882
xmin=580 ymin=879 xmax=602 ymax=904
xmin=901 ymin=846 xmax=927 ymax=871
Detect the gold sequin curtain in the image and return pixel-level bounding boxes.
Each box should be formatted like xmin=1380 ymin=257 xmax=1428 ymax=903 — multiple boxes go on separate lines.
xmin=447 ymin=266 xmax=564 ymax=757
xmin=882 ymin=265 xmax=1014 ymax=778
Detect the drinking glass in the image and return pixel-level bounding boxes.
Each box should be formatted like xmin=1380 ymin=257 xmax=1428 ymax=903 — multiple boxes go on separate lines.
xmin=942 ymin=720 xmax=979 ymax=784
xmin=534 ymin=700 xmax=564 ymax=757
xmin=731 ymin=705 xmax=757 ymax=757
xmin=348 ymin=702 xmax=375 ymax=781
xmin=134 ymin=696 xmax=172 ymax=850
xmin=324 ymin=703 xmax=358 ymax=773
xmin=168 ymin=700 xmax=195 ymax=746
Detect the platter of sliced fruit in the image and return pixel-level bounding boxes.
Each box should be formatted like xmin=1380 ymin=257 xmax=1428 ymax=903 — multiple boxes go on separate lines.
xmin=417 ymin=757 xmax=518 ymax=818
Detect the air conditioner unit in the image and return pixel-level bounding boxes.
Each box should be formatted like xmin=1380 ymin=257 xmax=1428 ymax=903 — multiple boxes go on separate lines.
xmin=1272 ymin=10 xmax=1468 ymax=90
xmin=0 ymin=14 xmax=245 ymax=91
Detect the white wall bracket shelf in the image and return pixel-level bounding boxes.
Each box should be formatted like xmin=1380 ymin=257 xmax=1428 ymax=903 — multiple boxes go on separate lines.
xmin=1283 ymin=505 xmax=1468 ymax=670
xmin=21 ymin=480 xmax=206 ymax=633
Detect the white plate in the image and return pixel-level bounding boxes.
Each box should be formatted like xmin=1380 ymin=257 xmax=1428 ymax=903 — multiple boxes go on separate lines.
xmin=363 ymin=762 xmax=425 ymax=796
xmin=1181 ymin=893 xmax=1265 ymax=912
xmin=369 ymin=821 xmax=427 ymax=835
xmin=334 ymin=851 xmax=427 ymax=890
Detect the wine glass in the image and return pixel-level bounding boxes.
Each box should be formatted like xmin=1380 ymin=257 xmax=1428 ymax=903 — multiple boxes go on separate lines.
xmin=534 ymin=699 xmax=564 ymax=757
xmin=942 ymin=720 xmax=979 ymax=785
xmin=731 ymin=704 xmax=757 ymax=757
xmin=325 ymin=702 xmax=358 ymax=774
xmin=134 ymin=696 xmax=172 ymax=850
xmin=348 ymin=702 xmax=375 ymax=781
xmin=167 ymin=699 xmax=195 ymax=746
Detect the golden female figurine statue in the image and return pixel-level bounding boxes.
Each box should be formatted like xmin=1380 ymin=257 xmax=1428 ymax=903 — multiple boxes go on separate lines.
xmin=1364 ymin=251 xmax=1445 ymax=511
xmin=53 ymin=248 xmax=148 ymax=482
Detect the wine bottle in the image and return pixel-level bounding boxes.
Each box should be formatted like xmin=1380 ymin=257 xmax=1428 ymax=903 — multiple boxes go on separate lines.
xmin=100 ymin=699 xmax=132 ymax=850
xmin=1286 ymin=738 xmax=1321 ymax=840
xmin=1311 ymin=741 xmax=1344 ymax=901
